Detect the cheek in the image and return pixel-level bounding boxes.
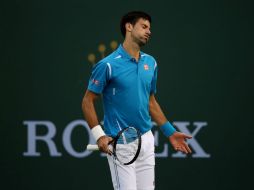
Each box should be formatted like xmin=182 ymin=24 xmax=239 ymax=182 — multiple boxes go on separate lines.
xmin=133 ymin=27 xmax=144 ymax=34
xmin=136 ymin=29 xmax=146 ymax=37
xmin=132 ymin=30 xmax=141 ymax=38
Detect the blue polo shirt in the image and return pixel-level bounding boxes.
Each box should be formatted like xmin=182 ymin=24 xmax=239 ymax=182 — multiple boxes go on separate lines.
xmin=88 ymin=44 xmax=158 ymax=137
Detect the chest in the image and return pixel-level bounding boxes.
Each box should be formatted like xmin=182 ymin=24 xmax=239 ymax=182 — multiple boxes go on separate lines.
xmin=110 ymin=61 xmax=154 ymax=89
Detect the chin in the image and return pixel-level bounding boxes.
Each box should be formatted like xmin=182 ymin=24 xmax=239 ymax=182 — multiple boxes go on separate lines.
xmin=138 ymin=40 xmax=147 ymax=47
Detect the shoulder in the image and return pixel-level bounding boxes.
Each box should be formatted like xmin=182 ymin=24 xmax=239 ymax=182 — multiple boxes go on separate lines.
xmin=141 ymin=52 xmax=156 ymax=61
xmin=141 ymin=52 xmax=158 ymax=68
xmin=91 ymin=51 xmax=120 ymax=78
xmin=96 ymin=50 xmax=121 ymax=67
xmin=92 ymin=51 xmax=116 ymax=67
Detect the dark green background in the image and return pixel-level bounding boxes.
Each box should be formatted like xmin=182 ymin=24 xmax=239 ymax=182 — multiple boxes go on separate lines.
xmin=2 ymin=0 xmax=253 ymax=189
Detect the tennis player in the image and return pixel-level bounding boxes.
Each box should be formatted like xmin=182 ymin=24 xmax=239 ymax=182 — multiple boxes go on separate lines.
xmin=82 ymin=11 xmax=192 ymax=190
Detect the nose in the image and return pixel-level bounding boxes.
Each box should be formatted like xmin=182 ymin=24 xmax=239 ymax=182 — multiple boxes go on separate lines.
xmin=147 ymin=29 xmax=151 ymax=36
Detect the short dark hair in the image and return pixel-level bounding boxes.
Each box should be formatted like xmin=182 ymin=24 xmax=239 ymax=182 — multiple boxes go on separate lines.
xmin=120 ymin=11 xmax=152 ymax=37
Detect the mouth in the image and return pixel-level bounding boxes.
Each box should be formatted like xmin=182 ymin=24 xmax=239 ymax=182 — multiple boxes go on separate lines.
xmin=144 ymin=35 xmax=150 ymax=40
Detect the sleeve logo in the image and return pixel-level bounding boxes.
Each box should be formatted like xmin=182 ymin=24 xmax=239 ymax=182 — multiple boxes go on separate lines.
xmin=92 ymin=78 xmax=99 ymax=85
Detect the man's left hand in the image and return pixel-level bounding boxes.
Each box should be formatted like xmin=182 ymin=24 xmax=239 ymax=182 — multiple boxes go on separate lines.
xmin=169 ymin=132 xmax=192 ymax=154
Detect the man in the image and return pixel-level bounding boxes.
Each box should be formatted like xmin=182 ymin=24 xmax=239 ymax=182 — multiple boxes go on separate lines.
xmin=82 ymin=11 xmax=192 ymax=190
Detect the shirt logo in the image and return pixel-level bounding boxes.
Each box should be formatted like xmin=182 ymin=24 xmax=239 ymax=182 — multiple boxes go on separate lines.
xmin=144 ymin=64 xmax=149 ymax=70
xmin=92 ymin=78 xmax=99 ymax=85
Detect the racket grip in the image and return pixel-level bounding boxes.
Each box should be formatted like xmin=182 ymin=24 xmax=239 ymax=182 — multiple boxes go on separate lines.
xmin=86 ymin=144 xmax=99 ymax=151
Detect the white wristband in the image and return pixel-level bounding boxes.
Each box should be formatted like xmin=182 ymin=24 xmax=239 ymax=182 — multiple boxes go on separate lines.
xmin=91 ymin=125 xmax=106 ymax=142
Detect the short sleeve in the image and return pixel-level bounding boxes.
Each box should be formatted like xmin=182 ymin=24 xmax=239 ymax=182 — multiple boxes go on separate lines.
xmin=150 ymin=61 xmax=158 ymax=94
xmin=88 ymin=61 xmax=110 ymax=94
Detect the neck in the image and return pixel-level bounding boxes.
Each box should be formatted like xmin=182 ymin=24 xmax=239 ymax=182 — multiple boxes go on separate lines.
xmin=122 ymin=40 xmax=140 ymax=61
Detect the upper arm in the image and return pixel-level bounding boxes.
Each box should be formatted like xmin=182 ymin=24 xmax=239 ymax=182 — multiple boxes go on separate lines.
xmin=83 ymin=90 xmax=100 ymax=105
xmin=87 ymin=61 xmax=111 ymax=94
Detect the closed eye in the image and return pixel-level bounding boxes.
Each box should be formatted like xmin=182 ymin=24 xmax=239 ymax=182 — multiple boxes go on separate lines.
xmin=142 ymin=24 xmax=148 ymax=29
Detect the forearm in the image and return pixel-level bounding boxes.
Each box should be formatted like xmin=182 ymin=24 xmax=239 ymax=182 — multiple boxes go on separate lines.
xmin=82 ymin=90 xmax=107 ymax=143
xmin=149 ymin=95 xmax=167 ymax=126
xmin=82 ymin=92 xmax=100 ymax=129
xmin=149 ymin=94 xmax=176 ymax=137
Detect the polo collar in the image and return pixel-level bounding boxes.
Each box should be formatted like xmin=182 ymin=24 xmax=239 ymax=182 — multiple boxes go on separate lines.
xmin=117 ymin=44 xmax=144 ymax=61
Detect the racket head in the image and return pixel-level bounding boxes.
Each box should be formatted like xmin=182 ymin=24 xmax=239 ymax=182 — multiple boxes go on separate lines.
xmin=112 ymin=127 xmax=141 ymax=165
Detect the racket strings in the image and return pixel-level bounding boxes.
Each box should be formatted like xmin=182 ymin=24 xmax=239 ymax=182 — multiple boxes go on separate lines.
xmin=115 ymin=140 xmax=139 ymax=163
xmin=115 ymin=127 xmax=140 ymax=164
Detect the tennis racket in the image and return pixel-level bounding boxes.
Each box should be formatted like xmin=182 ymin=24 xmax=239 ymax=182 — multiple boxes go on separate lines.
xmin=87 ymin=126 xmax=141 ymax=165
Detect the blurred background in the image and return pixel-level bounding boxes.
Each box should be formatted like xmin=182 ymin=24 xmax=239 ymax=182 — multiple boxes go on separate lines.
xmin=1 ymin=0 xmax=253 ymax=189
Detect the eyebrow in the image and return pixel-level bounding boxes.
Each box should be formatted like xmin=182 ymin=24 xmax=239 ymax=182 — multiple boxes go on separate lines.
xmin=142 ymin=24 xmax=150 ymax=29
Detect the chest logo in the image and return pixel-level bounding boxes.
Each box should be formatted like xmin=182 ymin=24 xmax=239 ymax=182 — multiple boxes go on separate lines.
xmin=144 ymin=64 xmax=149 ymax=70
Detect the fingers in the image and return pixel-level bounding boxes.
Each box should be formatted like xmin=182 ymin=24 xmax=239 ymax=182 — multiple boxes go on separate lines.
xmin=99 ymin=144 xmax=112 ymax=155
xmin=185 ymin=143 xmax=192 ymax=153
xmin=108 ymin=137 xmax=114 ymax=145
xmin=183 ymin=134 xmax=192 ymax=139
xmin=181 ymin=146 xmax=188 ymax=154
xmin=174 ymin=133 xmax=192 ymax=154
xmin=97 ymin=136 xmax=113 ymax=155
xmin=175 ymin=146 xmax=188 ymax=154
xmin=174 ymin=141 xmax=192 ymax=154
xmin=106 ymin=147 xmax=113 ymax=155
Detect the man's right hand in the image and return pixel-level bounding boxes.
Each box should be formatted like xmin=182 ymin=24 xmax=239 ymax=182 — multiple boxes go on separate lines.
xmin=97 ymin=136 xmax=113 ymax=155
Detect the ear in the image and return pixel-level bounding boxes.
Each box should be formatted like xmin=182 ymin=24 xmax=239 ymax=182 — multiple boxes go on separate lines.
xmin=125 ymin=23 xmax=133 ymax=33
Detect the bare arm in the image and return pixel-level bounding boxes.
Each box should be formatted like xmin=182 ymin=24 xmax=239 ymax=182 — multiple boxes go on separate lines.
xmin=82 ymin=90 xmax=100 ymax=129
xmin=149 ymin=94 xmax=192 ymax=154
xmin=149 ymin=94 xmax=167 ymax=126
xmin=82 ymin=90 xmax=112 ymax=153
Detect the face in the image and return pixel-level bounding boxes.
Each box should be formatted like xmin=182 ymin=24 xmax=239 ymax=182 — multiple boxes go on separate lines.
xmin=127 ymin=18 xmax=151 ymax=46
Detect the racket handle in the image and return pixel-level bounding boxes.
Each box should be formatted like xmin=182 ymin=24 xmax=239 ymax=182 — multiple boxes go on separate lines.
xmin=86 ymin=144 xmax=99 ymax=151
